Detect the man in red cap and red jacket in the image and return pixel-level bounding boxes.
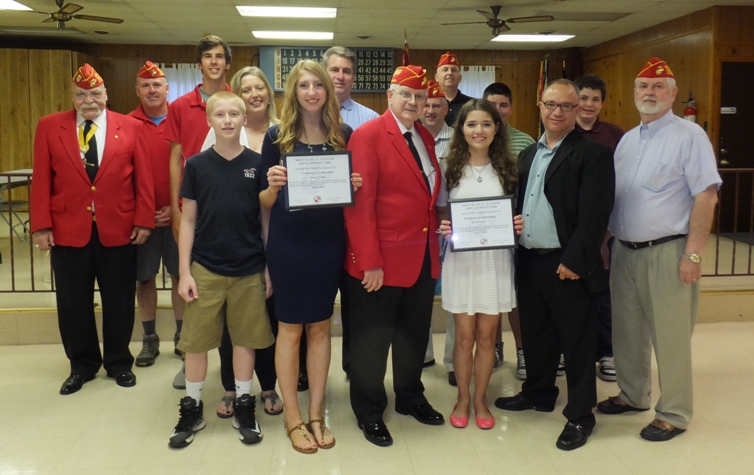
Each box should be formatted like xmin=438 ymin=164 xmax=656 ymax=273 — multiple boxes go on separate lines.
xmin=31 ymin=64 xmax=154 ymax=395
xmin=345 ymin=65 xmax=445 ymax=447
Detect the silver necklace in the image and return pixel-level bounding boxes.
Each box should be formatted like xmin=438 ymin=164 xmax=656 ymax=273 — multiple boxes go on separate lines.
xmin=470 ymin=162 xmax=490 ymax=183
xmin=303 ymin=130 xmax=328 ymax=153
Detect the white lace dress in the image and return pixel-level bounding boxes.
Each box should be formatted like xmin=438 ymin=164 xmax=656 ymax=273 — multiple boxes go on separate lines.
xmin=438 ymin=164 xmax=516 ymax=315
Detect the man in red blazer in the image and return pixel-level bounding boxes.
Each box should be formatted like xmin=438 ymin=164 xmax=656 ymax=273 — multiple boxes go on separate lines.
xmin=344 ymin=65 xmax=445 ymax=447
xmin=31 ymin=64 xmax=154 ymax=395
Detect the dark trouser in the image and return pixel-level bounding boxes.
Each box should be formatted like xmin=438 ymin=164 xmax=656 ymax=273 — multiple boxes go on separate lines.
xmin=220 ymin=296 xmax=279 ymax=392
xmin=348 ymin=249 xmax=435 ymax=423
xmin=51 ymin=223 xmax=136 ymax=376
xmin=518 ymin=247 xmax=597 ymax=430
xmin=595 ymin=236 xmax=613 ymax=359
xmin=595 ymin=289 xmax=613 ymax=359
xmin=339 ymin=270 xmax=351 ymax=375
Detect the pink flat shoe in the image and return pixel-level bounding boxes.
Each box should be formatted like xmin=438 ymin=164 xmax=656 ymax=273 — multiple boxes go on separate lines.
xmin=476 ymin=415 xmax=495 ymax=430
xmin=450 ymin=403 xmax=469 ymax=428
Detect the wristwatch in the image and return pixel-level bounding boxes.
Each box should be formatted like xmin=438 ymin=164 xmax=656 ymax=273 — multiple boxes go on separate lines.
xmin=684 ymin=253 xmax=702 ymax=264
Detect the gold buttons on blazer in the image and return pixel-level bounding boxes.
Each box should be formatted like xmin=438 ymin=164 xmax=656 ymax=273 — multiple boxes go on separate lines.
xmin=91 ymin=186 xmax=96 ymax=191
xmin=86 ymin=206 xmax=92 ymax=211
xmin=422 ymin=227 xmax=428 ymax=232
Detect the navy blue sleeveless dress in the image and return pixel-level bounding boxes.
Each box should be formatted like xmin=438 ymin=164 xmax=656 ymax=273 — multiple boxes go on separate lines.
xmin=260 ymin=125 xmax=351 ymax=324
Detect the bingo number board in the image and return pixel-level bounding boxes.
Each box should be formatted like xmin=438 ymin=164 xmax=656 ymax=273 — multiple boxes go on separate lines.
xmin=260 ymin=46 xmax=394 ymax=92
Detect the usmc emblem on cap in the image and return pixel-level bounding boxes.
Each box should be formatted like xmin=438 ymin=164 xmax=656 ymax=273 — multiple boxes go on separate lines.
xmin=656 ymin=66 xmax=665 ymax=75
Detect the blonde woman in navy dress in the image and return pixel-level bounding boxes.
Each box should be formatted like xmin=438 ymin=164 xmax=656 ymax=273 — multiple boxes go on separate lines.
xmin=438 ymin=99 xmax=523 ymax=430
xmin=260 ymin=60 xmax=360 ymax=454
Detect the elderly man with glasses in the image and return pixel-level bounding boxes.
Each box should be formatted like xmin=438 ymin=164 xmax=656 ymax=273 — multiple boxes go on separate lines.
xmin=31 ymin=64 xmax=154 ymax=395
xmin=344 ymin=65 xmax=445 ymax=447
xmin=494 ymin=79 xmax=615 ymax=451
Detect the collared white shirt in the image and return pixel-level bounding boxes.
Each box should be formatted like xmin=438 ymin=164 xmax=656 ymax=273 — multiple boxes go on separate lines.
xmin=76 ymin=110 xmax=107 ymax=166
xmin=390 ymin=111 xmax=436 ymax=195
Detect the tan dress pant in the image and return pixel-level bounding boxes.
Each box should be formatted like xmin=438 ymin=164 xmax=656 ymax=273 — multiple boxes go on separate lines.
xmin=610 ymin=238 xmax=698 ymax=429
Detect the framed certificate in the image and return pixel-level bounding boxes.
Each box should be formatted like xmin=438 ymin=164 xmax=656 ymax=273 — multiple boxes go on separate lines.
xmin=448 ymin=195 xmax=516 ymax=252
xmin=282 ymin=151 xmax=354 ymax=210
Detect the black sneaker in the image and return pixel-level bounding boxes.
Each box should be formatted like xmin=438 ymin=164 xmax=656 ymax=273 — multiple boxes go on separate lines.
xmin=169 ymin=396 xmax=206 ymax=448
xmin=173 ymin=331 xmax=182 ymax=357
xmin=135 ymin=334 xmax=160 ymax=367
xmin=232 ymin=394 xmax=263 ymax=444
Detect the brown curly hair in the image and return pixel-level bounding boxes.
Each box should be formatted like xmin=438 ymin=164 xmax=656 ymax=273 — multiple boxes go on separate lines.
xmin=275 ymin=60 xmax=345 ymax=153
xmin=445 ymin=99 xmax=518 ymax=195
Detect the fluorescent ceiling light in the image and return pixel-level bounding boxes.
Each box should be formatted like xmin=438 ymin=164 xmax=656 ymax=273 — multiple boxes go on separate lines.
xmin=492 ymin=34 xmax=574 ymax=43
xmin=237 ymin=6 xmax=337 ymax=18
xmin=252 ymin=31 xmax=333 ymax=40
xmin=0 ymin=0 xmax=32 ymax=10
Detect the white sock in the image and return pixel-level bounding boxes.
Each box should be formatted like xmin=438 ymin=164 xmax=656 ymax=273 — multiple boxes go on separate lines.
xmin=235 ymin=378 xmax=252 ymax=398
xmin=185 ymin=380 xmax=204 ymax=404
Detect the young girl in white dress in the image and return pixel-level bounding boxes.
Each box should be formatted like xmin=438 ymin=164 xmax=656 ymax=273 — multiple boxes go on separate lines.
xmin=438 ymin=99 xmax=523 ymax=430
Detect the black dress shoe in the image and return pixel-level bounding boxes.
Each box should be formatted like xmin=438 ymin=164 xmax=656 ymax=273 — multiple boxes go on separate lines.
xmin=107 ymin=370 xmax=136 ymax=387
xmin=640 ymin=419 xmax=686 ymax=442
xmin=597 ymin=396 xmax=649 ymax=415
xmin=556 ymin=422 xmax=592 ymax=450
xmin=448 ymin=371 xmax=457 ymax=387
xmin=396 ymin=402 xmax=445 ymax=425
xmin=494 ymin=393 xmax=554 ymax=412
xmin=297 ymin=372 xmax=309 ymax=392
xmin=358 ymin=420 xmax=393 ymax=447
xmin=60 ymin=374 xmax=95 ymax=395
xmin=422 ymin=359 xmax=436 ymax=368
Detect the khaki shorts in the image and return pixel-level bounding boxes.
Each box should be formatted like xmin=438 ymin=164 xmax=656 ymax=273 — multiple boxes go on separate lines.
xmin=178 ymin=262 xmax=274 ymax=353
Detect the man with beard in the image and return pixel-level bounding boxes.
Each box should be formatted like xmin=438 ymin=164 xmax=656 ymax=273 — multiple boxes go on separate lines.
xmin=598 ymin=57 xmax=721 ymax=442
xmin=31 ymin=63 xmax=154 ymax=395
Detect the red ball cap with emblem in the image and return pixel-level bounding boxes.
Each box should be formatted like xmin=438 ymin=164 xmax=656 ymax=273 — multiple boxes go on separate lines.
xmin=437 ymin=52 xmax=460 ymax=68
xmin=391 ymin=65 xmax=428 ymax=90
xmin=637 ymin=57 xmax=674 ymax=79
xmin=72 ymin=63 xmax=103 ymax=89
xmin=137 ymin=61 xmax=165 ymax=79
xmin=426 ymin=80 xmax=445 ymax=99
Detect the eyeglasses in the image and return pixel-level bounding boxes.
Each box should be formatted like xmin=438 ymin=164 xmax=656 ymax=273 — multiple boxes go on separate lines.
xmin=397 ymin=90 xmax=428 ymax=103
xmin=74 ymin=91 xmax=105 ymax=100
xmin=541 ymin=101 xmax=578 ymax=112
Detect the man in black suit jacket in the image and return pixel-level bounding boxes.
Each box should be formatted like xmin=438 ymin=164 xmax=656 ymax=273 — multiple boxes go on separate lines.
xmin=494 ymin=79 xmax=615 ymax=450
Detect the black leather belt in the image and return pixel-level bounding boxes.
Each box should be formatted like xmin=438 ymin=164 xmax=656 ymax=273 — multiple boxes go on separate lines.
xmin=619 ymin=234 xmax=686 ymax=250
xmin=524 ymin=247 xmax=560 ymax=256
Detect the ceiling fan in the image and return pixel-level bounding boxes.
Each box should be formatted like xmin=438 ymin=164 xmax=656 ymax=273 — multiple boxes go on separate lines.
xmin=442 ymin=5 xmax=554 ymax=36
xmin=29 ymin=0 xmax=124 ymax=30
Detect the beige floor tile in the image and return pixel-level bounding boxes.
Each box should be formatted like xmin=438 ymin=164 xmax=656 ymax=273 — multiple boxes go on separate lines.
xmin=0 ymin=327 xmax=752 ymax=474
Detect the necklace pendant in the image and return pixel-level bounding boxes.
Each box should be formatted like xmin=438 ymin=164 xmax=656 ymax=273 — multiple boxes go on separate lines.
xmin=477 ymin=176 xmax=483 ymax=183
xmin=81 ymin=144 xmax=89 ymax=153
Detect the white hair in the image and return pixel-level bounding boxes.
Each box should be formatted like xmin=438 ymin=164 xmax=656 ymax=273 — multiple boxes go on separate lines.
xmin=634 ymin=77 xmax=677 ymax=88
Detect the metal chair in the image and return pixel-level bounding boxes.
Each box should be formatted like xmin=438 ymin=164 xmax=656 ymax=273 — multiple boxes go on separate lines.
xmin=0 ymin=195 xmax=29 ymax=241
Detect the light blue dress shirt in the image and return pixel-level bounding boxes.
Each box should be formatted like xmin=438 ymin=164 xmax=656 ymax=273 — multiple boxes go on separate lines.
xmin=340 ymin=97 xmax=379 ymax=131
xmin=519 ymin=135 xmax=565 ymax=249
xmin=609 ymin=110 xmax=722 ymax=242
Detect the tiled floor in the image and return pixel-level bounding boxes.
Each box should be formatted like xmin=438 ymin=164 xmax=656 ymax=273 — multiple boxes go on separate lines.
xmin=0 ymin=324 xmax=752 ymax=474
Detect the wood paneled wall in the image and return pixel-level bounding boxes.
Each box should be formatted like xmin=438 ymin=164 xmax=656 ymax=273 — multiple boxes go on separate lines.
xmin=581 ymin=7 xmax=718 ymax=144
xmin=1 ymin=43 xmax=575 ymax=175
xmin=7 ymin=5 xmax=754 ymax=175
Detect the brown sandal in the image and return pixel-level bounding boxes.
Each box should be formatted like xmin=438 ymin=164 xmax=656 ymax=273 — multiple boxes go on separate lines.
xmin=307 ymin=418 xmax=336 ymax=449
xmin=285 ymin=421 xmax=318 ymax=454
